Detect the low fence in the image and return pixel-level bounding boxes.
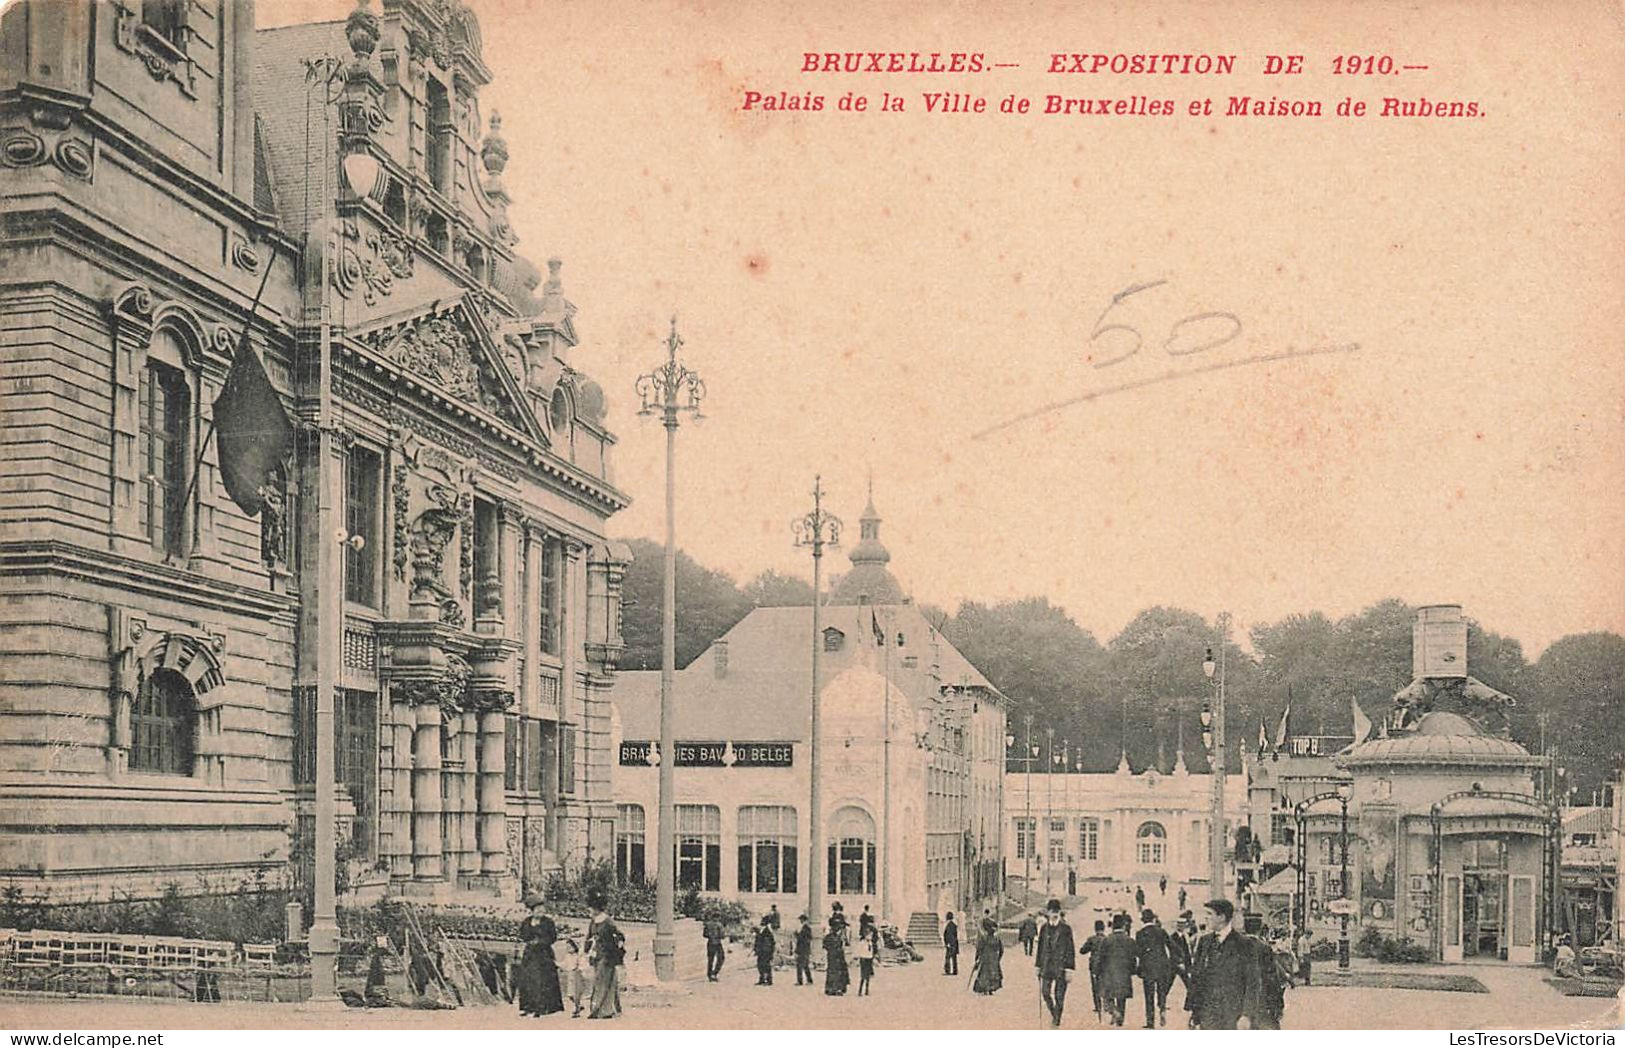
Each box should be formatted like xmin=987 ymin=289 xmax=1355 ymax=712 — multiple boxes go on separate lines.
xmin=0 ymin=929 xmax=308 ymax=1002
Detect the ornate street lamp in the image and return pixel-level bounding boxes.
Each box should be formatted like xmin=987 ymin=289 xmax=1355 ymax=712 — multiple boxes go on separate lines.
xmin=1336 ymin=780 xmax=1354 ymax=971
xmin=635 ymin=316 xmax=705 ymax=981
xmin=793 ymin=478 xmax=841 ymax=925
xmin=1200 ymin=616 xmax=1230 ymax=901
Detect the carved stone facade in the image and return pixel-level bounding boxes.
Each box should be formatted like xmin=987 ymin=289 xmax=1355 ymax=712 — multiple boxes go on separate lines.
xmin=0 ymin=0 xmax=631 ymax=903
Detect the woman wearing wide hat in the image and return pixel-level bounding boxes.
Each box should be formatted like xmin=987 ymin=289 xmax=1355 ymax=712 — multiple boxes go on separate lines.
xmin=516 ymin=895 xmax=564 ymax=1017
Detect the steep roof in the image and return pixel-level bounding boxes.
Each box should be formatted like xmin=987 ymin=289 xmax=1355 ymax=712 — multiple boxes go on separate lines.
xmin=611 ymin=602 xmax=1000 ymax=740
xmin=253 ymin=22 xmax=350 ymax=238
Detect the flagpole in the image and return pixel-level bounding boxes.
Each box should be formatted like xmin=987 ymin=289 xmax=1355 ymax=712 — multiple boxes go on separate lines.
xmin=182 ymin=260 xmax=275 ymax=521
xmin=881 ymin=606 xmax=891 ymax=925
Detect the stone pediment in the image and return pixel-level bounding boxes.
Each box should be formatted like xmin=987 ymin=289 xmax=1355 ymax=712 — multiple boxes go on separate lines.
xmin=348 ymin=296 xmax=546 ymax=447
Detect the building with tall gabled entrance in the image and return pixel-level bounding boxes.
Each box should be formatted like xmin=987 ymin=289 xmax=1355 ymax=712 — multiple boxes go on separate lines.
xmin=606 ymin=493 xmax=1008 ymax=933
xmin=0 ymin=0 xmax=630 ymax=906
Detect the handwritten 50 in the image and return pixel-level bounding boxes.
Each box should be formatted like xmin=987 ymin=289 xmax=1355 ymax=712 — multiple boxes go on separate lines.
xmin=971 ymin=278 xmax=1358 ymax=440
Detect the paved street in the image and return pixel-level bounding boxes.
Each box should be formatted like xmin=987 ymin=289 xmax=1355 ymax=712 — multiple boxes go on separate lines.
xmin=2 ymin=887 xmax=1618 ymax=1031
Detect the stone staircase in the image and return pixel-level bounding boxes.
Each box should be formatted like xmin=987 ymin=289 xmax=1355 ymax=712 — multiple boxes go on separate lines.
xmin=906 ymin=911 xmax=941 ymax=946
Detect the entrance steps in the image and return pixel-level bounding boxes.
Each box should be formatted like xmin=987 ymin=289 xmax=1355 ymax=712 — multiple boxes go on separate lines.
xmin=906 ymin=911 xmax=941 ymax=946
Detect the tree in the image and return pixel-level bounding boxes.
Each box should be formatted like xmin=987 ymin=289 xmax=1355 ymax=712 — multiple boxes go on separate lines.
xmin=617 ymin=537 xmax=751 ymax=670
xmin=740 ymin=569 xmax=814 ymax=608
xmin=943 ymin=598 xmax=1113 ymax=770
xmin=1519 ymin=633 xmax=1625 ymax=797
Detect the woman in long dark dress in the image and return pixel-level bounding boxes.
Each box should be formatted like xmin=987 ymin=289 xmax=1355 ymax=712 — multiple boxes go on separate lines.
xmin=972 ymin=917 xmax=1004 ymax=994
xmin=587 ymin=890 xmax=625 ymax=1020
xmin=516 ymin=900 xmax=564 ymax=1016
xmin=823 ymin=924 xmax=850 ymax=996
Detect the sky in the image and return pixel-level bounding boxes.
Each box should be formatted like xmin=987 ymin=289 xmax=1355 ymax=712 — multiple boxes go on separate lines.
xmin=258 ymin=0 xmax=1625 ymax=658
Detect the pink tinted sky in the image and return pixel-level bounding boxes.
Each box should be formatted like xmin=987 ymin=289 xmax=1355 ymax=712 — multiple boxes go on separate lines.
xmin=259 ymin=0 xmax=1624 ymax=657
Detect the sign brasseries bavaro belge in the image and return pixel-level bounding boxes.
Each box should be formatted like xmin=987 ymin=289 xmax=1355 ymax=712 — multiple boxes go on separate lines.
xmin=618 ymin=740 xmax=794 ymax=768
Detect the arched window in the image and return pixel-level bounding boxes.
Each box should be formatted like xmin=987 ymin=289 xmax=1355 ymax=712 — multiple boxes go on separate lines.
xmin=826 ymin=806 xmax=877 ymax=895
xmin=1136 ymin=821 xmax=1167 ymax=865
xmin=140 ymin=351 xmax=191 ymax=558
xmin=550 ymin=388 xmax=572 ymax=433
xmin=130 ymin=669 xmax=195 ymax=775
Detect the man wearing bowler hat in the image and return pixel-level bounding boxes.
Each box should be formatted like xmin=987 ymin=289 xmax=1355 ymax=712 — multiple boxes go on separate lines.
xmin=1033 ymin=898 xmax=1075 ymax=1027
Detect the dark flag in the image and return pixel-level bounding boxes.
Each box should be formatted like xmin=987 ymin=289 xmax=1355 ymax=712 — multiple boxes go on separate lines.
xmin=212 ymin=333 xmax=293 ymax=517
xmin=871 ymin=608 xmax=886 ymax=647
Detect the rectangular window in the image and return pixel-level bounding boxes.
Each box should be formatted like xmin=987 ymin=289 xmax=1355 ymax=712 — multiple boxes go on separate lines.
xmin=558 ymin=723 xmax=576 ymax=795
xmin=472 ymin=498 xmax=497 ymax=615
xmin=1078 ymin=818 xmax=1099 ymax=861
xmin=1015 ymin=817 xmax=1035 ymax=860
xmin=737 ymin=806 xmax=798 ymax=894
xmin=336 ymin=689 xmax=377 ymax=857
xmin=426 ymin=79 xmax=451 ymax=193
xmin=616 ymin=804 xmax=646 ymax=885
xmin=524 ymin=718 xmax=545 ymax=795
xmin=503 ymin=713 xmax=520 ymax=791
xmin=1048 ymin=818 xmax=1067 ymax=863
xmin=141 ymin=362 xmax=189 ymax=557
xmin=676 ymin=804 xmax=721 ymax=891
xmin=344 ymin=447 xmax=381 ymax=606
xmin=141 ymin=0 xmax=187 ymax=51
xmin=539 ymin=538 xmax=563 ymax=655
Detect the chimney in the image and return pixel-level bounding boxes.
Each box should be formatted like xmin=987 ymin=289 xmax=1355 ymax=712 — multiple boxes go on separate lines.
xmin=1414 ymin=604 xmax=1467 ymax=679
xmin=713 ymin=639 xmax=729 ymax=679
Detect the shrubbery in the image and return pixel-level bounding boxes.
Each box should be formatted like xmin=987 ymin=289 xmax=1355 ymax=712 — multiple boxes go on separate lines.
xmin=0 ymin=873 xmax=290 ymax=944
xmin=1354 ymin=925 xmax=1430 ymax=963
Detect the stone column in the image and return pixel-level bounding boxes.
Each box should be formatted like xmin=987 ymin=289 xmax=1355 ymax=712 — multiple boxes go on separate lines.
xmin=387 ymin=693 xmax=415 ymax=879
xmin=458 ymin=707 xmax=481 ymax=878
xmin=475 ymin=692 xmax=513 ymax=877
xmin=521 ymin=519 xmax=544 ymax=717
xmin=406 ymin=693 xmax=443 ymax=881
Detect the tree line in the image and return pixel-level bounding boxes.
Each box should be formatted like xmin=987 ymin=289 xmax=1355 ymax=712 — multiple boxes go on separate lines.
xmin=616 ymin=537 xmax=1625 ymax=797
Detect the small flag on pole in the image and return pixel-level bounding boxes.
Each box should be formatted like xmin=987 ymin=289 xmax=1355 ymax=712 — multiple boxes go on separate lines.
xmin=1351 ymin=695 xmax=1373 ymax=745
xmin=1274 ymin=701 xmax=1292 ymax=750
xmin=212 ymin=332 xmax=293 ymax=517
xmin=1257 ymin=718 xmax=1267 ymax=759
xmin=871 ymin=608 xmax=886 ymax=647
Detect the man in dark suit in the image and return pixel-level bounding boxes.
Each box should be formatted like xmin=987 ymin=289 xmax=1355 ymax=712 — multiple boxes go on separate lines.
xmin=1095 ymin=913 xmax=1138 ymax=1026
xmin=1033 ymin=898 xmax=1075 ymax=1027
xmin=1169 ymin=911 xmax=1198 ymax=1008
xmin=1135 ymin=908 xmax=1175 ymax=1028
xmin=1018 ymin=913 xmax=1039 ymax=956
xmin=1077 ymin=919 xmax=1108 ymax=1018
xmin=1190 ymin=899 xmax=1266 ymax=1029
xmin=793 ymin=914 xmax=814 ymax=986
xmin=943 ymin=912 xmax=960 ymax=975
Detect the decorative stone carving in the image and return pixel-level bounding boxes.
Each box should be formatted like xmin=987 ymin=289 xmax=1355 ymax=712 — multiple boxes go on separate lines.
xmin=346 ymin=0 xmax=381 ymax=61
xmin=372 ymin=316 xmax=479 ymax=400
xmin=330 ymin=225 xmax=405 ymax=306
xmin=391 ymin=466 xmax=411 ymax=582
xmin=457 ymin=490 xmax=474 ymax=596
xmin=480 ymin=112 xmax=508 ymax=177
xmin=409 ymin=483 xmax=460 ymax=606
xmin=259 ymin=462 xmax=289 ymax=568
xmin=230 ymin=238 xmax=262 ymax=273
xmin=466 ymin=688 xmax=515 ymax=713
xmin=392 ymin=653 xmax=470 ymax=712
xmin=2 ymin=116 xmax=95 ymax=182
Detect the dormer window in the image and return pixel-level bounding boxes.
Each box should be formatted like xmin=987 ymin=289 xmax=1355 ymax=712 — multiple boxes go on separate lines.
xmin=822 ymin=627 xmax=845 ymax=653
xmin=549 ymin=388 xmax=571 ymax=431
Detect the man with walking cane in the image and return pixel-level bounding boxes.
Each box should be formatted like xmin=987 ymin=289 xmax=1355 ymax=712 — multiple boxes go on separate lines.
xmin=1033 ymin=898 xmax=1075 ymax=1027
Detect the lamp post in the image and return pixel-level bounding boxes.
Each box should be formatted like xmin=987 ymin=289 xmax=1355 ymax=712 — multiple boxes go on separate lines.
xmin=299 ymin=30 xmax=380 ymax=1005
xmin=1044 ymin=728 xmax=1057 ymax=896
xmin=1201 ymin=614 xmax=1230 ymax=901
xmin=1337 ymin=780 xmax=1353 ymax=971
xmin=794 ymin=477 xmax=841 ymax=925
xmin=1018 ymin=713 xmax=1035 ymax=896
xmin=635 ymin=317 xmax=705 ymax=981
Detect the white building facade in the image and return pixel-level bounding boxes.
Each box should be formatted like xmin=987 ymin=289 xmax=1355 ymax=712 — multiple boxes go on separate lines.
xmin=607 ymin=496 xmax=1007 ymax=925
xmin=1005 ymin=753 xmax=1247 ymax=897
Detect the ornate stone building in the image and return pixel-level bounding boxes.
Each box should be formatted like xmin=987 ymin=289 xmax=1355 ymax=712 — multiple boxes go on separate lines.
xmin=0 ymin=0 xmax=630 ymax=903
